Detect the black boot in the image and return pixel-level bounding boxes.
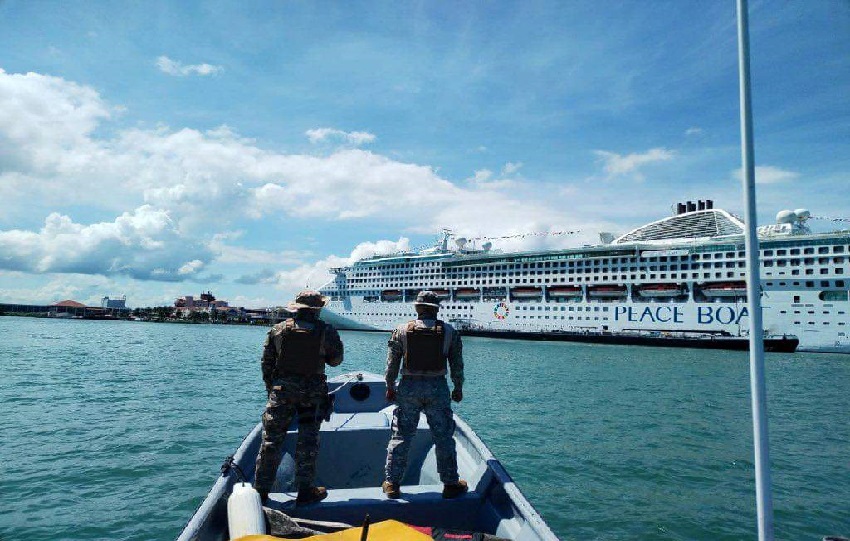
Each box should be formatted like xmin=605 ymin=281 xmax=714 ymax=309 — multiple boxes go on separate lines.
xmin=296 ymin=486 xmax=328 ymax=505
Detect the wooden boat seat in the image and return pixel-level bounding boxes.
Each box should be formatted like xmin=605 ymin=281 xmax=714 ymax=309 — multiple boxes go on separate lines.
xmin=267 ymin=484 xmax=483 ymax=529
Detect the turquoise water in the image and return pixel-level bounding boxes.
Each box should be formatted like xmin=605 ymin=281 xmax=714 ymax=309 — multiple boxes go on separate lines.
xmin=1 ymin=316 xmax=848 ymax=540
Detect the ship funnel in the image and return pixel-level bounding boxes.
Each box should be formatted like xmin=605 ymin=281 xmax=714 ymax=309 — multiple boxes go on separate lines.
xmin=686 ymin=201 xmax=697 ymax=212
xmin=706 ymin=199 xmax=714 ymax=209
xmin=698 ymin=200 xmax=706 ymax=211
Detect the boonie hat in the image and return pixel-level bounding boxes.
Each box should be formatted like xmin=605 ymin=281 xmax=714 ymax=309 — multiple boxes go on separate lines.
xmin=414 ymin=290 xmax=441 ymax=308
xmin=287 ymin=289 xmax=328 ymax=311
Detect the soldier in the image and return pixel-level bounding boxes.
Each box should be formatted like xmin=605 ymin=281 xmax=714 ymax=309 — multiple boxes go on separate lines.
xmin=253 ymin=290 xmax=343 ymax=505
xmin=382 ymin=290 xmax=468 ymax=499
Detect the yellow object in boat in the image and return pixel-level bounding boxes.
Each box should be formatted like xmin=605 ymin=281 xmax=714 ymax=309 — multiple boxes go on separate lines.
xmin=235 ymin=518 xmax=432 ymax=540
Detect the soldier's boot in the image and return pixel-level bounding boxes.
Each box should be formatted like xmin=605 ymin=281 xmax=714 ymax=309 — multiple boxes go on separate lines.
xmin=382 ymin=481 xmax=401 ymax=499
xmin=442 ymin=479 xmax=469 ymax=499
xmin=295 ymin=486 xmax=328 ymax=505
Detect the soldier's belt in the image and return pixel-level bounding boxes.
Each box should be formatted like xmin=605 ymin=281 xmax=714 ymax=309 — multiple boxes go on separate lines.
xmin=400 ymin=374 xmax=443 ymax=381
xmin=274 ymin=371 xmax=327 ymax=379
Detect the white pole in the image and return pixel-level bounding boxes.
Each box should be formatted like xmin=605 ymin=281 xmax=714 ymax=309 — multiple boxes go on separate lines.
xmin=736 ymin=1 xmax=775 ymax=540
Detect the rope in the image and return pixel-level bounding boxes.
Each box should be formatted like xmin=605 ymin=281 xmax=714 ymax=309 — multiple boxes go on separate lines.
xmin=220 ymin=455 xmax=248 ymax=482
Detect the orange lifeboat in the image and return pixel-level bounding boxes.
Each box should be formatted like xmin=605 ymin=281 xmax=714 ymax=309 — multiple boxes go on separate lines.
xmin=548 ymin=286 xmax=583 ymax=298
xmin=587 ymin=284 xmax=628 ymax=298
xmin=637 ymin=283 xmax=686 ymax=298
xmin=380 ymin=289 xmax=403 ymax=301
xmin=700 ymin=281 xmax=747 ymax=297
xmin=510 ymin=286 xmax=543 ymax=298
xmin=454 ymin=288 xmax=480 ymax=299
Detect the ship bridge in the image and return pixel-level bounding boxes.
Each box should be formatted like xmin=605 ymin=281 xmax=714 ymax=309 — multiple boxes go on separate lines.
xmin=613 ymin=209 xmax=744 ymax=245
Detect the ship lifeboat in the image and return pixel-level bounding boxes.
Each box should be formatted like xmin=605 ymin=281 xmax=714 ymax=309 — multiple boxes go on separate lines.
xmin=380 ymin=289 xmax=403 ymax=301
xmin=482 ymin=287 xmax=507 ymax=299
xmin=587 ymin=284 xmax=628 ymax=298
xmin=454 ymin=288 xmax=480 ymax=299
xmin=700 ymin=281 xmax=747 ymax=297
xmin=548 ymin=286 xmax=583 ymax=298
xmin=637 ymin=283 xmax=686 ymax=298
xmin=510 ymin=286 xmax=544 ymax=298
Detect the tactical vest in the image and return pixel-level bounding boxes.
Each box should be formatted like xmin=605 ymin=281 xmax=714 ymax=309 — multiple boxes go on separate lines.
xmin=275 ymin=319 xmax=326 ymax=376
xmin=404 ymin=320 xmax=447 ymax=372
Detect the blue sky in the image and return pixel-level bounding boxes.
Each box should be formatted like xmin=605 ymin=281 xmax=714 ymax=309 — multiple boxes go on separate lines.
xmin=1 ymin=1 xmax=848 ymax=308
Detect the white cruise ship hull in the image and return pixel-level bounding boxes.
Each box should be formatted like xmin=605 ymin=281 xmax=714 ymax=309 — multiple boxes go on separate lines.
xmin=320 ymin=294 xmax=848 ymax=353
xmin=319 ymin=206 xmax=850 ymax=354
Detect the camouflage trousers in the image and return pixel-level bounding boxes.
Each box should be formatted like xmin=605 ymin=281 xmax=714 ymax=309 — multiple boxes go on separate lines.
xmin=254 ymin=375 xmax=328 ymax=493
xmin=385 ymin=377 xmax=459 ymax=485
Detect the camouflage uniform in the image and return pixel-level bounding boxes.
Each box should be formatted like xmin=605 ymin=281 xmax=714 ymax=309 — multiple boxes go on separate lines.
xmin=384 ymin=316 xmax=464 ymax=485
xmin=254 ymin=315 xmax=343 ymax=494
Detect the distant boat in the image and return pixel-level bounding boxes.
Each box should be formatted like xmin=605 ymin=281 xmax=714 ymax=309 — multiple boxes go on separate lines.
xmin=177 ymin=373 xmax=558 ymax=540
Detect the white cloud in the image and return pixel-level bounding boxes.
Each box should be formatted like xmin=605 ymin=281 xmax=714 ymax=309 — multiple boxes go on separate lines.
xmin=470 ymin=169 xmax=493 ymax=183
xmin=0 ymin=68 xmax=110 ymax=174
xmin=731 ymin=165 xmax=800 ymax=184
xmin=156 ymin=55 xmax=223 ymax=77
xmin=178 ymin=259 xmax=205 ymax=275
xmin=305 ymin=128 xmax=376 ymax=146
xmin=0 ymin=206 xmax=212 ymax=280
xmin=266 ymin=238 xmax=411 ymax=296
xmin=501 ymin=162 xmax=523 ymax=175
xmin=594 ymin=147 xmax=675 ymax=180
xmin=0 ymin=68 xmax=614 ymax=289
xmin=347 ymin=238 xmax=411 ymax=261
xmin=685 ymin=127 xmax=703 ymax=136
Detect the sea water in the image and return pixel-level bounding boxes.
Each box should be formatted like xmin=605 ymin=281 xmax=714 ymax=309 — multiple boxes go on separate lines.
xmin=1 ymin=316 xmax=848 ymax=540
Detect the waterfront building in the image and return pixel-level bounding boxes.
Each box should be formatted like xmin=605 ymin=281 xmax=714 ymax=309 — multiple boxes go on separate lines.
xmin=101 ymin=295 xmax=127 ymax=309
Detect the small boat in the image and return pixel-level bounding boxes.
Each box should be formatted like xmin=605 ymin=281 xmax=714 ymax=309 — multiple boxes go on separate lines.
xmin=177 ymin=373 xmax=558 ymax=540
xmin=454 ymin=287 xmax=481 ymax=299
xmin=547 ymin=286 xmax=583 ymax=298
xmin=700 ymin=281 xmax=747 ymax=298
xmin=510 ymin=286 xmax=543 ymax=298
xmin=637 ymin=283 xmax=686 ymax=298
xmin=587 ymin=284 xmax=628 ymax=298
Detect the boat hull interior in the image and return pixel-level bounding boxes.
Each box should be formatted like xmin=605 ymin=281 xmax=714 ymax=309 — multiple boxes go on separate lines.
xmin=177 ymin=373 xmax=557 ymax=540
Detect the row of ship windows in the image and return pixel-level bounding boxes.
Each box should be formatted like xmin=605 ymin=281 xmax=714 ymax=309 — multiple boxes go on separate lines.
xmin=335 ymin=281 xmax=847 ymax=299
xmin=518 ymin=305 xmax=608 ymax=312
xmin=518 ymin=316 xmax=608 ymax=321
xmin=347 ymin=263 xmax=846 ymax=283
xmin=780 ymin=311 xmax=848 ymax=315
xmin=343 ymin=266 xmax=847 ymax=288
xmin=351 ymin=245 xmax=850 ymax=277
xmin=792 ymin=321 xmax=846 ymax=326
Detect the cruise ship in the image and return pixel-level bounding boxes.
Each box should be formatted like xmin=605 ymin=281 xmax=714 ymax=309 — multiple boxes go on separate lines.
xmin=318 ymin=201 xmax=850 ymax=353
